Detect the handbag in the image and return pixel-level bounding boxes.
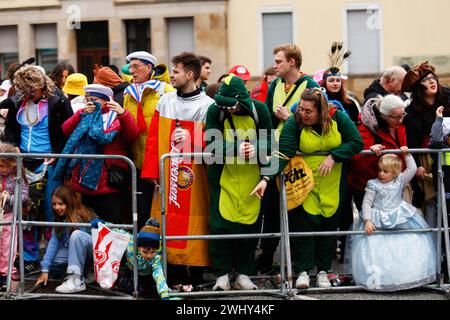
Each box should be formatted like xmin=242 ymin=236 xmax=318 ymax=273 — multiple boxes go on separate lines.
xmin=107 ymin=164 xmax=131 ymax=191
xmin=274 ymin=151 xmax=315 ymax=211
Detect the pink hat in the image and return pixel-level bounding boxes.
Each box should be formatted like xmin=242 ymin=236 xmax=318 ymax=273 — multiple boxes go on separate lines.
xmin=229 ymin=65 xmax=251 ymax=81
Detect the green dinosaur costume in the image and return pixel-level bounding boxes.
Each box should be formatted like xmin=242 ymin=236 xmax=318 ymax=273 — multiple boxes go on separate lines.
xmin=205 ymin=75 xmax=273 ymax=276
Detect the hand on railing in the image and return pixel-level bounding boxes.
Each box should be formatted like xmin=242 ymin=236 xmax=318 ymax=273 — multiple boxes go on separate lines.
xmin=400 ymin=146 xmax=409 ymax=155
xmin=364 ymin=220 xmax=376 ymax=235
xmin=370 ymin=144 xmax=385 ymax=156
xmin=317 ymin=155 xmax=335 ymax=177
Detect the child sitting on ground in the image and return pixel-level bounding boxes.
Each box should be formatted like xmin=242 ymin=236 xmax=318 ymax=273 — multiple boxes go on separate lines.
xmin=34 ymin=185 xmax=97 ymax=293
xmin=91 ymin=217 xmax=170 ymax=299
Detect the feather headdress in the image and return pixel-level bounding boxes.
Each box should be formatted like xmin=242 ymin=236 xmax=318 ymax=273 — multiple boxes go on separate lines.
xmin=327 ymin=42 xmax=351 ymax=75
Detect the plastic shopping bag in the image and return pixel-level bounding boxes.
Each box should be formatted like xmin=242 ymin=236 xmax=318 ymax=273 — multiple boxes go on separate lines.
xmin=92 ymin=222 xmax=131 ymax=289
xmin=274 ymin=152 xmax=314 ymax=211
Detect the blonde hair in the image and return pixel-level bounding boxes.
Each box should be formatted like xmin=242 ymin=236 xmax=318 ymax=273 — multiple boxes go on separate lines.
xmin=0 ymin=143 xmax=27 ymax=183
xmin=13 ymin=66 xmax=55 ymax=99
xmin=0 ymin=143 xmax=20 ymax=169
xmin=378 ymin=154 xmax=402 ymax=177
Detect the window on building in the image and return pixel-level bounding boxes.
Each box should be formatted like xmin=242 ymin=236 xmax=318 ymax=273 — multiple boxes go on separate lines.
xmin=262 ymin=12 xmax=293 ymax=70
xmin=346 ymin=8 xmax=381 ymax=75
xmin=0 ymin=26 xmax=19 ymax=80
xmin=125 ymin=19 xmax=151 ymax=53
xmin=167 ymin=17 xmax=195 ymax=68
xmin=35 ymin=24 xmax=58 ymax=74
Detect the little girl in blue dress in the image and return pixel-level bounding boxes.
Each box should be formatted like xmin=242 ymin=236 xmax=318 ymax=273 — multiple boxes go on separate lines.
xmin=346 ymin=147 xmax=438 ymax=291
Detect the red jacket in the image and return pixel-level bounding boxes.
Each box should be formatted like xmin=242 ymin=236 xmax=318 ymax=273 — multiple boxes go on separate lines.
xmin=62 ymin=109 xmax=139 ymax=195
xmin=251 ymin=80 xmax=269 ymax=103
xmin=347 ymin=123 xmax=407 ymax=193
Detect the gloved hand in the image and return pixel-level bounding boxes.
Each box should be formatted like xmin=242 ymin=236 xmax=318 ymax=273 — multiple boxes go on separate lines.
xmin=91 ymin=218 xmax=105 ymax=229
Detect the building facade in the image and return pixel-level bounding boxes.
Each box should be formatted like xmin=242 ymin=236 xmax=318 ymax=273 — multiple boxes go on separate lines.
xmin=228 ymin=0 xmax=450 ymax=99
xmin=0 ymin=0 xmax=228 ymax=82
xmin=0 ymin=0 xmax=449 ymax=99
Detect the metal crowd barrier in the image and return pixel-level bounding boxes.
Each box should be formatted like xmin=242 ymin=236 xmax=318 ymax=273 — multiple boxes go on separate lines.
xmin=0 ymin=153 xmax=139 ymax=300
xmin=158 ymin=148 xmax=450 ymax=300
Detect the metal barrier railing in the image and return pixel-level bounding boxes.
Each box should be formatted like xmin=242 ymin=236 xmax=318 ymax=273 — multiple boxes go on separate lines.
xmin=0 ymin=153 xmax=139 ymax=300
xmin=158 ymin=148 xmax=450 ymax=299
xmin=159 ymin=152 xmax=289 ymax=298
xmin=3 ymin=148 xmax=447 ymax=300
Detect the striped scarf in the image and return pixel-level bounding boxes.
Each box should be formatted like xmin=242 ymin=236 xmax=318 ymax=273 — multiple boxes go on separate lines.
xmin=125 ymin=80 xmax=161 ymax=133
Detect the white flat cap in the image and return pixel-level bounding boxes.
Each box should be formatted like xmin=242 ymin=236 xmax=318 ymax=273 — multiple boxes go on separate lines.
xmin=126 ymin=51 xmax=157 ymax=66
xmin=84 ymin=84 xmax=114 ymax=100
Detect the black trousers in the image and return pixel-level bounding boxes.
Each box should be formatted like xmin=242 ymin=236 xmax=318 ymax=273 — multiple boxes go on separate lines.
xmin=259 ymin=180 xmax=281 ymax=256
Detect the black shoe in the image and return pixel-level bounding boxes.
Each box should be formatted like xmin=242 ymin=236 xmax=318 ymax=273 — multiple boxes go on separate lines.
xmin=24 ymin=261 xmax=41 ymax=276
xmin=256 ymin=252 xmax=275 ymax=275
xmin=0 ymin=276 xmax=5 ymax=291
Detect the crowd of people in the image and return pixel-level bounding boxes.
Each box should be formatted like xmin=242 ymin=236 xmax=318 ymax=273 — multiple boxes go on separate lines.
xmin=0 ymin=40 xmax=448 ymax=298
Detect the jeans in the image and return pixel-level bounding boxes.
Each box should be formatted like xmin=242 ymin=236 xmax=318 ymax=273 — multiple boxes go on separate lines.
xmin=47 ymin=230 xmax=93 ymax=277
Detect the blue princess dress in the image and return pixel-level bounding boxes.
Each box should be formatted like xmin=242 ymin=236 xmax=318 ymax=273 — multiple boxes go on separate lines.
xmin=346 ymin=159 xmax=438 ymax=291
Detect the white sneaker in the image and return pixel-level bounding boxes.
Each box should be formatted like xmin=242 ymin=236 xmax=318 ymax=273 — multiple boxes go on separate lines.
xmin=55 ymin=274 xmax=86 ymax=293
xmin=235 ymin=274 xmax=257 ymax=290
xmin=316 ymin=271 xmax=331 ymax=288
xmin=295 ymin=271 xmax=310 ymax=289
xmin=212 ymin=274 xmax=230 ymax=291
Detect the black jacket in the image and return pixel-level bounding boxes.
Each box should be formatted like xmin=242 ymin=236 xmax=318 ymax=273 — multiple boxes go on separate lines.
xmin=5 ymin=87 xmax=73 ymax=154
xmin=363 ymin=79 xmax=408 ymax=104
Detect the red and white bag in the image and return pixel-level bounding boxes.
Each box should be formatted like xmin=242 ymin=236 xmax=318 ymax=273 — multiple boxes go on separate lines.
xmin=92 ymin=222 xmax=131 ymax=289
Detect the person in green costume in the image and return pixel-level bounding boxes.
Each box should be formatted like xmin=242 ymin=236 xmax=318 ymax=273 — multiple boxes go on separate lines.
xmin=251 ymin=88 xmax=363 ymax=289
xmin=257 ymin=44 xmax=319 ymax=275
xmin=204 ymin=75 xmax=273 ymax=291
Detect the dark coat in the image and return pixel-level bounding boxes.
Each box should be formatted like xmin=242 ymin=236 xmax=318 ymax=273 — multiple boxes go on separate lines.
xmin=4 ymin=87 xmax=73 ymax=154
xmin=363 ymin=79 xmax=408 ymax=104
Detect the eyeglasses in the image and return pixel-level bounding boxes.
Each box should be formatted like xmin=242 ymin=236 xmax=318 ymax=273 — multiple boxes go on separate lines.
xmin=386 ymin=112 xmax=407 ymax=121
xmin=128 ymin=64 xmax=146 ymax=71
xmin=421 ymin=76 xmax=438 ymax=83
xmin=298 ymin=107 xmax=313 ymax=116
